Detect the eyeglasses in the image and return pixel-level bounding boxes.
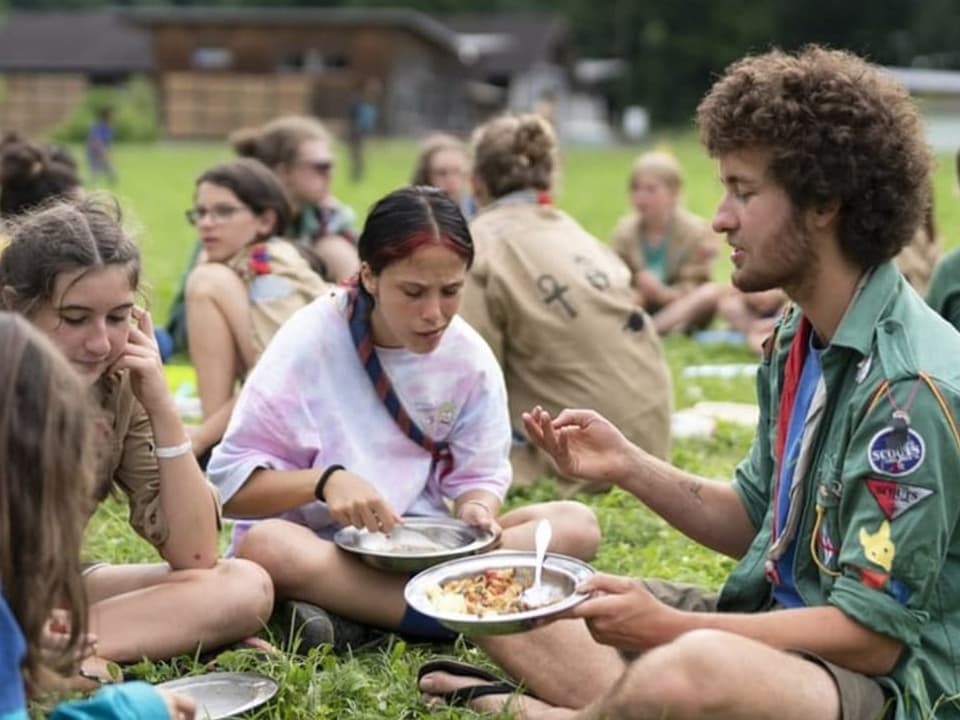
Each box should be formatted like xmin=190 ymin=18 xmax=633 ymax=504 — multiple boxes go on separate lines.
xmin=297 ymin=160 xmax=334 ymax=176
xmin=185 ymin=205 xmax=248 ymax=225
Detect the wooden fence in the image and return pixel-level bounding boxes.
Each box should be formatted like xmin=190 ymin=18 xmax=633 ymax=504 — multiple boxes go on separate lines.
xmin=0 ymin=73 xmax=87 ymax=136
xmin=163 ymin=72 xmax=312 ymax=138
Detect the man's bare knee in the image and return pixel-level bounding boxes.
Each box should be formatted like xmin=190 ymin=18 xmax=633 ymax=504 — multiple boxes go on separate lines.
xmin=615 ymin=629 xmax=742 ymax=718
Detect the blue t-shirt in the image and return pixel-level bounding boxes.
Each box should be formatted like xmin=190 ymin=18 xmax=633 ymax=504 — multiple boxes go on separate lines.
xmin=772 ymin=335 xmax=824 ymax=608
xmin=1 ymin=587 xmax=169 ymax=720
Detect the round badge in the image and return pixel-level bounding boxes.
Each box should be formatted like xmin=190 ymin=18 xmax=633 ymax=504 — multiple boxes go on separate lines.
xmin=867 ymin=427 xmax=925 ymax=477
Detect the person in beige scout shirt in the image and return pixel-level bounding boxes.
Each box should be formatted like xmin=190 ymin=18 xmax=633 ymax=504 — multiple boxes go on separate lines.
xmin=612 ymin=151 xmax=721 ymax=334
xmin=184 ymin=159 xmax=330 ymax=460
xmin=0 ymin=196 xmax=272 ymax=681
xmin=460 ymin=114 xmax=672 ymax=491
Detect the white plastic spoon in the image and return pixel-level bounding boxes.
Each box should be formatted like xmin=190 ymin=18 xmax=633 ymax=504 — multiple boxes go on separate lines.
xmin=522 ymin=518 xmax=553 ymax=608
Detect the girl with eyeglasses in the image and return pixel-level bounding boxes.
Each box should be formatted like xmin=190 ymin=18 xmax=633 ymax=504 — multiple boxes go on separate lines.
xmin=0 ymin=196 xmax=273 ymax=680
xmin=207 ymin=186 xmax=600 ymax=653
xmin=231 ymin=115 xmax=360 ymax=282
xmin=183 ymin=158 xmax=329 ymax=460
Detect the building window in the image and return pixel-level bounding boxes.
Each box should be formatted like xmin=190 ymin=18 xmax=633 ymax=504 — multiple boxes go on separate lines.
xmin=277 ymin=50 xmax=349 ymax=73
xmin=192 ymin=48 xmax=233 ymax=71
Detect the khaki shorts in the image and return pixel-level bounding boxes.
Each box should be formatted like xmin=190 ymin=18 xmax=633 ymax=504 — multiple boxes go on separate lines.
xmin=636 ymin=579 xmax=891 ymax=720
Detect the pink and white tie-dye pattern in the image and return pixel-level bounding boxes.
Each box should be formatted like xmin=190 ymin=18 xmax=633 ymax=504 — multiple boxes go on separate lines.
xmin=207 ymin=289 xmax=512 ymax=548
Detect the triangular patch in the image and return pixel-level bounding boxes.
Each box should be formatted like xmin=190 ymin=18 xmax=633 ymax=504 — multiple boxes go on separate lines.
xmin=865 ymin=478 xmax=935 ymax=520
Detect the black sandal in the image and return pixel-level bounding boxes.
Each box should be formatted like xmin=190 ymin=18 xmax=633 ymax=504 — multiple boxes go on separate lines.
xmin=417 ymin=658 xmax=536 ymax=707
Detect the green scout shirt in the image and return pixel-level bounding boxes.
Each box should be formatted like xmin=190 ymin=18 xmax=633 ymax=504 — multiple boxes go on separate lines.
xmin=926 ymin=247 xmax=960 ymax=333
xmin=719 ymin=261 xmax=960 ymax=719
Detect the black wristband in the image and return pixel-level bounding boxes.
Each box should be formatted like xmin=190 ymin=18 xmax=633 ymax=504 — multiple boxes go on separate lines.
xmin=315 ymin=464 xmax=345 ymax=502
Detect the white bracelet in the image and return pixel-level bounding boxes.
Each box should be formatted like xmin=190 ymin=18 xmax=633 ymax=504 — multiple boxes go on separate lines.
xmin=154 ymin=439 xmax=193 ymax=459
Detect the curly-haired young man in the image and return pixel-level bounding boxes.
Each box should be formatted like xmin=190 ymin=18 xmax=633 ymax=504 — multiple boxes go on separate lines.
xmin=419 ymin=46 xmax=960 ymax=720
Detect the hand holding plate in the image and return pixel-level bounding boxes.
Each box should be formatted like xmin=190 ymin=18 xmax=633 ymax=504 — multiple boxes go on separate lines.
xmin=566 ymin=573 xmax=676 ymax=651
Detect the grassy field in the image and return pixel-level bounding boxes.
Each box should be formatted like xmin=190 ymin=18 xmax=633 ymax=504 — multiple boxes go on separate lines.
xmin=75 ymin=136 xmax=960 ymax=718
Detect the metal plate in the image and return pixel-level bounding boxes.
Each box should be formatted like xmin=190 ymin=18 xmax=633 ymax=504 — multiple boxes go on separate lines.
xmin=155 ymin=671 xmax=278 ymax=719
xmin=404 ymin=551 xmax=595 ymax=635
xmin=334 ymin=516 xmax=499 ymax=572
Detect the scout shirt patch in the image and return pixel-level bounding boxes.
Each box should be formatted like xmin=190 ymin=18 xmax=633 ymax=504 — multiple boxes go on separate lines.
xmin=853 ymin=565 xmax=913 ymax=605
xmin=865 ymin=478 xmax=935 ymax=520
xmin=867 ymin=426 xmax=925 ymax=477
xmin=858 ymin=519 xmax=895 ymax=573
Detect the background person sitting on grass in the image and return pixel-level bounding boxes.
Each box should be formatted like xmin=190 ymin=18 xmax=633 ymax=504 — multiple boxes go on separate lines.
xmin=183 ymin=158 xmax=330 ymax=462
xmin=410 ymin=132 xmax=477 ymax=219
xmin=207 ymin=186 xmax=600 ymax=652
xmin=0 ymin=312 xmax=195 ymax=720
xmin=231 ymin=115 xmax=359 ymax=282
xmin=0 ymin=196 xmax=273 ymax=677
xmin=611 ymin=150 xmax=722 ymax=335
xmin=459 ymin=113 xmax=672 ymax=492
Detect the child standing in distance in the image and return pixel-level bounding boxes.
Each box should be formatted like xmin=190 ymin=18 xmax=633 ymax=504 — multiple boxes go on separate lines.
xmin=183 ymin=158 xmax=329 ymax=460
xmin=612 ymin=151 xmax=721 ymax=334
xmin=208 ymin=186 xmax=599 ymax=651
xmin=0 ymin=313 xmax=193 ymax=720
xmin=0 ymin=197 xmax=273 ymax=674
xmin=86 ymin=107 xmax=117 ymax=185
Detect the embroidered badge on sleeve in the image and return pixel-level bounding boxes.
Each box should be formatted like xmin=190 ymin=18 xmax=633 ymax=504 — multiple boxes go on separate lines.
xmin=867 ymin=426 xmax=925 ymax=477
xmin=859 ymin=519 xmax=895 ymax=573
xmin=865 ymin=478 xmax=935 ymax=520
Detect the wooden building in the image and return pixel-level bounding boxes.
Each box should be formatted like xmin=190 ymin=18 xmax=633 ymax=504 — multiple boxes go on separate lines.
xmin=122 ymin=7 xmax=472 ymax=138
xmin=0 ymin=10 xmax=151 ymax=136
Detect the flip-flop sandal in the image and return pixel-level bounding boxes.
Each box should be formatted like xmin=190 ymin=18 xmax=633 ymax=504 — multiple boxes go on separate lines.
xmin=417 ymin=658 xmax=537 ymax=708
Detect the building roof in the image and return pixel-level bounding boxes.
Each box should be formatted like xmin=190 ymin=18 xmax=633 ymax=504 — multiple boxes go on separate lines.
xmin=0 ymin=9 xmax=152 ymax=73
xmin=120 ymin=6 xmax=461 ymax=57
xmin=442 ymin=13 xmax=570 ymax=76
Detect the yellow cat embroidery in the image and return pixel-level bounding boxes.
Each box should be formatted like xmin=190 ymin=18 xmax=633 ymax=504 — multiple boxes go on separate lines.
xmin=859 ymin=519 xmax=895 ymax=573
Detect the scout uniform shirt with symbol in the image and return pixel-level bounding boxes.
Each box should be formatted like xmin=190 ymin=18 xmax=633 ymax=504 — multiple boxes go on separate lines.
xmin=715 ymin=262 xmax=960 ymax=720
xmin=460 ymin=190 xmax=672 ymax=462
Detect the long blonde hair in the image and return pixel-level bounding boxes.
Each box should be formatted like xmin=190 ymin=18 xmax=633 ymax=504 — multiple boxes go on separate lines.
xmin=0 ymin=312 xmax=96 ymax=688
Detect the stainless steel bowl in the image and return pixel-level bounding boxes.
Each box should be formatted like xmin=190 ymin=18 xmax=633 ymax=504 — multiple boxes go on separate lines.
xmin=404 ymin=551 xmax=595 ymax=635
xmin=333 ymin=516 xmax=499 ymax=572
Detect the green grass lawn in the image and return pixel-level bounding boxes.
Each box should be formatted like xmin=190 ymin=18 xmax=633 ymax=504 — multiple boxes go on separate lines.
xmin=75 ymin=136 xmax=960 ymax=718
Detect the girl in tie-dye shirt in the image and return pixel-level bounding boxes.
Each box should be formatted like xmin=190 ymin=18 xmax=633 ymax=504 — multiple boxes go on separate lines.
xmin=208 ymin=187 xmax=599 ymax=649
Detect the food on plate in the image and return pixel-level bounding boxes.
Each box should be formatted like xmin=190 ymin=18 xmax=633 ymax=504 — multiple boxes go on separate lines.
xmin=359 ymin=527 xmax=446 ymax=554
xmin=426 ymin=568 xmax=560 ymax=617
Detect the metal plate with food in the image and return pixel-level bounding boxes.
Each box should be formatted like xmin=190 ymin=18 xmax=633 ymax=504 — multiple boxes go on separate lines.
xmin=404 ymin=551 xmax=595 ymax=635
xmin=155 ymin=671 xmax=278 ymax=720
xmin=333 ymin=516 xmax=500 ymax=572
